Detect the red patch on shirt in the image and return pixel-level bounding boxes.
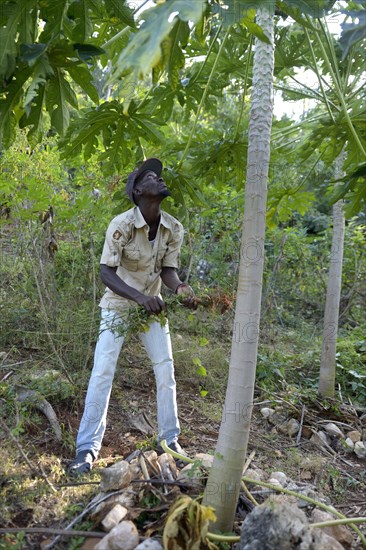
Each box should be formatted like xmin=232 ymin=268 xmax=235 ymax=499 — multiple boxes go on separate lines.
xmin=113 ymin=230 xmax=122 ymax=240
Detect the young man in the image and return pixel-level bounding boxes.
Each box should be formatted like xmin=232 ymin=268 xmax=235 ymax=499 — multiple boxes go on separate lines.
xmin=68 ymin=158 xmax=195 ymax=475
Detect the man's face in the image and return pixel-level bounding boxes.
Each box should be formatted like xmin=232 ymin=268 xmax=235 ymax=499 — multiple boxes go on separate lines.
xmin=134 ymin=170 xmax=170 ymax=200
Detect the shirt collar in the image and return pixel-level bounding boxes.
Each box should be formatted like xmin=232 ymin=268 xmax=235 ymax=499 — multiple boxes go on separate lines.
xmin=133 ymin=207 xmax=174 ymax=230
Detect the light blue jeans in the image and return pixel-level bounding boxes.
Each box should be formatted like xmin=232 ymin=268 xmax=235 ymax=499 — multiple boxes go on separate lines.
xmin=76 ymin=309 xmax=180 ymax=458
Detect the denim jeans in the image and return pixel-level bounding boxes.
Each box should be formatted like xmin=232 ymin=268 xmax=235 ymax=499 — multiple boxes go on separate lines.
xmin=76 ymin=309 xmax=180 ymax=458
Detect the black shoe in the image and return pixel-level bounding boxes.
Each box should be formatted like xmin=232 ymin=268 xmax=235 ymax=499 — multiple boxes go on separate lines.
xmin=67 ymin=450 xmax=95 ymax=476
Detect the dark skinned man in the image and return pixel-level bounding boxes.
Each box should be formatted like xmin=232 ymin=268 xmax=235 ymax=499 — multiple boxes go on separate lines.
xmin=68 ymin=158 xmax=195 ymax=475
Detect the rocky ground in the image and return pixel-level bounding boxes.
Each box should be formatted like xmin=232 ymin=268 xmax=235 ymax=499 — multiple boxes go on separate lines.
xmin=1 ymin=342 xmax=366 ymax=549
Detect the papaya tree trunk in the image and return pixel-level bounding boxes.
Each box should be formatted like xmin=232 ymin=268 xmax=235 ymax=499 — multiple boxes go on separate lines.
xmin=318 ymin=196 xmax=345 ymax=397
xmin=202 ymin=3 xmax=275 ymax=532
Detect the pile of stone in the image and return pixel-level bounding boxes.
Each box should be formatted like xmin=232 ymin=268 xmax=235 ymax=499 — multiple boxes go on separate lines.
xmin=237 ymin=497 xmax=354 ymax=550
xmin=260 ymin=407 xmax=366 ymax=459
xmin=78 ymin=447 xmax=357 ymax=549
xmin=88 ymin=450 xmax=176 ymax=549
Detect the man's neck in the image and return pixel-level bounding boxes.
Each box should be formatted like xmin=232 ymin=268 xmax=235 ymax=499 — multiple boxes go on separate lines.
xmin=137 ymin=199 xmax=162 ymax=228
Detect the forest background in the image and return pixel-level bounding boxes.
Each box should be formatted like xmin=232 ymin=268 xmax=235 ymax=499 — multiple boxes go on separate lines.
xmin=0 ymin=0 xmax=365 ymax=547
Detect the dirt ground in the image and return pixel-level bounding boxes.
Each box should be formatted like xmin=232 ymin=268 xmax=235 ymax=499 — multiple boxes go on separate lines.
xmin=1 ymin=342 xmax=366 ymax=549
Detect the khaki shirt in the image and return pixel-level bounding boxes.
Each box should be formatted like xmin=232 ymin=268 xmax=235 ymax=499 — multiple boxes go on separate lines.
xmin=99 ymin=206 xmax=184 ymax=311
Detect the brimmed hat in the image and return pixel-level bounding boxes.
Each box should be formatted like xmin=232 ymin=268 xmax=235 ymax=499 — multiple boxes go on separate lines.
xmin=126 ymin=157 xmax=163 ymax=204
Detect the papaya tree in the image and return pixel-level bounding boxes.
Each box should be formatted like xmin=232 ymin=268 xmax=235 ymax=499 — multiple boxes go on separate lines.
xmin=0 ymin=0 xmax=357 ymax=534
xmin=274 ymin=10 xmax=365 ymax=398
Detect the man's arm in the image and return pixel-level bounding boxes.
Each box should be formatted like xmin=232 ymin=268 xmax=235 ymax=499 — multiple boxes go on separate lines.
xmin=100 ymin=264 xmax=166 ymax=313
xmin=161 ymin=267 xmax=196 ymax=308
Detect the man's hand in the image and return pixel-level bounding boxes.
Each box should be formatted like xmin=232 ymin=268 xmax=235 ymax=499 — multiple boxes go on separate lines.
xmin=176 ymin=283 xmax=198 ymax=310
xmin=137 ymin=294 xmax=166 ymax=314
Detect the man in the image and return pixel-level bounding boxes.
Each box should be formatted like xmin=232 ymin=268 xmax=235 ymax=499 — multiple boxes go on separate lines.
xmin=68 ymin=157 xmax=195 ymax=475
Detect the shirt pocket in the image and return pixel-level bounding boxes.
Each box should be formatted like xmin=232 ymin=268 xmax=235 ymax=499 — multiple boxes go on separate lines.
xmin=155 ymin=241 xmax=169 ymax=272
xmin=121 ymin=246 xmax=140 ymax=272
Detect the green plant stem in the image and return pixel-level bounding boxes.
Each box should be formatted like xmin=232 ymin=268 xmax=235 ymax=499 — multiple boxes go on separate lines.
xmin=304 ymin=27 xmax=335 ymax=124
xmin=178 ymin=28 xmax=230 ymax=169
xmin=102 ymin=0 xmax=151 ymax=48
xmin=306 ymin=15 xmax=366 ymax=157
xmin=187 ymin=24 xmax=222 ymax=88
xmin=312 ymin=517 xmax=366 ymax=528
xmin=160 ymin=439 xmax=195 ymax=463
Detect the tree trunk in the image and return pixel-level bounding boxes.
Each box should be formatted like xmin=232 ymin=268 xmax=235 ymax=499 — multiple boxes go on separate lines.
xmin=202 ymin=3 xmax=275 ymax=532
xmin=318 ymin=196 xmax=345 ymax=397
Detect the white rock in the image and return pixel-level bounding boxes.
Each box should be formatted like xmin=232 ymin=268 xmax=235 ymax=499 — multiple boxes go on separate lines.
xmin=260 ymin=407 xmax=275 ymax=419
xmin=346 ymin=430 xmax=361 ymax=443
xmin=100 ymin=460 xmax=133 ymax=492
xmin=311 ymin=430 xmax=331 ymax=448
xmin=101 ymin=504 xmax=128 ymax=532
xmin=244 ymin=468 xmax=263 ymax=482
xmin=194 ymin=452 xmax=214 ymax=469
xmin=270 ymin=471 xmax=287 ymax=486
xmin=311 ymin=509 xmax=354 ymax=549
xmin=354 ymin=441 xmax=366 ymax=458
xmin=95 ymin=520 xmax=139 ymax=550
xmin=324 ymin=423 xmax=344 ymax=438
xmin=268 ymin=478 xmax=283 ymax=489
xmin=135 ymin=540 xmax=163 ymax=550
xmin=344 ymin=438 xmax=354 ymax=450
xmin=157 ymin=453 xmax=177 ymax=480
xmin=287 ymin=418 xmax=300 ymax=437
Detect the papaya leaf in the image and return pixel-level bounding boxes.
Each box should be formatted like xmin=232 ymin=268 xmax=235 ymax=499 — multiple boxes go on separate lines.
xmin=45 ymin=71 xmax=78 ymax=133
xmin=115 ymin=0 xmax=205 ymax=78
xmin=282 ymin=0 xmax=336 ymax=17
xmin=19 ymin=85 xmax=46 ymax=144
xmin=20 ymin=43 xmax=48 ymax=64
xmin=339 ymin=10 xmax=366 ymax=59
xmin=166 ymin=20 xmax=190 ymax=90
xmin=242 ymin=18 xmax=270 ymax=43
xmin=104 ymin=0 xmax=136 ymax=28
xmin=67 ymin=64 xmax=100 ymax=103
xmin=38 ymin=0 xmax=69 ymax=42
xmin=73 ymin=43 xmax=106 ymax=63
xmin=68 ymin=0 xmax=95 ymax=43
xmin=18 ymin=2 xmax=37 ymax=44
xmin=131 ymin=115 xmax=164 ymax=145
xmin=0 ymin=67 xmax=32 ymax=147
xmin=0 ymin=3 xmax=20 ymax=80
xmin=23 ymin=55 xmax=54 ymax=108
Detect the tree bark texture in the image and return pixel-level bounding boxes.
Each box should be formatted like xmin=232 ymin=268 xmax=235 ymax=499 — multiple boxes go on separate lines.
xmin=318 ymin=197 xmax=345 ymax=397
xmin=202 ymin=3 xmax=275 ymax=532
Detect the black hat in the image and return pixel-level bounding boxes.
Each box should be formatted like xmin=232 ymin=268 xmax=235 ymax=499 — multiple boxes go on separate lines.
xmin=126 ymin=157 xmax=163 ymax=204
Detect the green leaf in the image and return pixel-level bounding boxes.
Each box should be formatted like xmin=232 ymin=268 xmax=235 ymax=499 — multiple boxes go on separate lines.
xmin=200 ymin=390 xmax=208 ymax=397
xmin=68 ymin=0 xmax=94 ymax=42
xmin=242 ymin=18 xmax=270 ymax=43
xmin=167 ymin=21 xmax=190 ymax=89
xmin=199 ymin=338 xmax=209 ymax=347
xmin=115 ymin=0 xmax=205 ymax=78
xmin=38 ymin=0 xmax=69 ymax=42
xmin=19 ymin=85 xmax=46 ymax=143
xmin=20 ymin=43 xmax=48 ymax=64
xmin=73 ymin=43 xmax=106 ymax=62
xmin=104 ymin=0 xmax=136 ymax=27
xmin=0 ymin=67 xmax=32 ymax=147
xmin=67 ymin=64 xmax=100 ymax=104
xmin=282 ymin=0 xmax=336 ymax=17
xmin=339 ymin=10 xmax=366 ymax=59
xmin=46 ymin=71 xmax=78 ymax=133
xmin=132 ymin=114 xmax=164 ymax=145
xmin=196 ymin=365 xmax=207 ymax=377
xmin=0 ymin=3 xmax=20 ymax=80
